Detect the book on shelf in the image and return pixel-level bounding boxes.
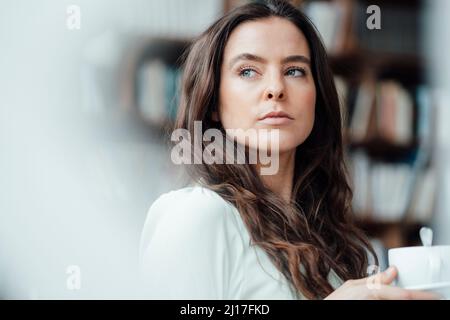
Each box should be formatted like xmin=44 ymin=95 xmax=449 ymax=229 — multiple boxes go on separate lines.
xmin=349 ymin=151 xmax=371 ymax=217
xmin=302 ymin=1 xmax=347 ymax=53
xmin=334 ymin=75 xmax=349 ymax=127
xmin=407 ymin=166 xmax=437 ymax=223
xmin=349 ymin=152 xmax=412 ymax=221
xmin=375 ymin=80 xmax=414 ymax=146
xmin=348 ymin=79 xmax=414 ymax=145
xmin=348 ymin=150 xmax=437 ymax=223
xmin=416 ymin=85 xmax=436 ymax=149
xmin=370 ymin=162 xmax=413 ymax=221
xmin=349 ymin=79 xmax=376 ymax=142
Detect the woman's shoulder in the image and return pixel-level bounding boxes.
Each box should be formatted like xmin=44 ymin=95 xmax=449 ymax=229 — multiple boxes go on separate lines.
xmin=139 ymin=185 xmax=245 ymax=259
xmin=148 ymin=185 xmax=237 ymax=221
xmin=139 ymin=185 xmax=249 ymax=299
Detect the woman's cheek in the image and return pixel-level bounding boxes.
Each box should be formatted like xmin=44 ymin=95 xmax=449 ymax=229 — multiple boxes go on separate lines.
xmin=221 ymin=96 xmax=258 ymax=130
xmin=296 ymin=87 xmax=316 ymax=121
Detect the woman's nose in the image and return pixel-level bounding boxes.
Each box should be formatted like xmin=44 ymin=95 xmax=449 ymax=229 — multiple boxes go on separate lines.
xmin=264 ymin=76 xmax=285 ymax=101
xmin=266 ymin=90 xmax=284 ymax=100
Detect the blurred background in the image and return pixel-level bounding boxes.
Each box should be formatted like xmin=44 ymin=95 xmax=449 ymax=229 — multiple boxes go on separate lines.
xmin=0 ymin=0 xmax=449 ymax=298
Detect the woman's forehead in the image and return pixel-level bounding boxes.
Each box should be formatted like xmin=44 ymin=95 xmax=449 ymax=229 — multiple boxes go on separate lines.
xmin=223 ymin=17 xmax=311 ymax=62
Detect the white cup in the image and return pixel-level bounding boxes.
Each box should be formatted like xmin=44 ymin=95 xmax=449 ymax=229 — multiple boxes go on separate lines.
xmin=388 ymin=245 xmax=450 ymax=288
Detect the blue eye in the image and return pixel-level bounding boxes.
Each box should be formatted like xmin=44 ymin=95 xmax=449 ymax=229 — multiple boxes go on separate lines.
xmin=286 ymin=68 xmax=306 ymax=77
xmin=239 ymin=68 xmax=257 ymax=78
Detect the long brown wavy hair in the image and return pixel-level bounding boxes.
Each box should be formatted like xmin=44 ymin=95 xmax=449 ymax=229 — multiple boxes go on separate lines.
xmin=173 ymin=0 xmax=378 ymax=299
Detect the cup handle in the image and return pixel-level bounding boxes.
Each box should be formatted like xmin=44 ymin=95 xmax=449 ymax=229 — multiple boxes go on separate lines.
xmin=429 ymin=251 xmax=441 ymax=283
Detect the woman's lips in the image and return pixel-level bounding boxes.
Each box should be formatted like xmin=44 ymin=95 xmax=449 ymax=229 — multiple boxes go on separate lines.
xmin=258 ymin=111 xmax=294 ymax=125
xmin=259 ymin=117 xmax=293 ymax=125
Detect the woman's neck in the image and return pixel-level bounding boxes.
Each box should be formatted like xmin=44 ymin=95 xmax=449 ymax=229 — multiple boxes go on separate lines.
xmin=258 ymin=150 xmax=295 ymax=203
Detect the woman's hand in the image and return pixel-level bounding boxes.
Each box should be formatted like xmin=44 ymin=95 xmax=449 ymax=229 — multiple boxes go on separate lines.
xmin=325 ymin=266 xmax=442 ymax=300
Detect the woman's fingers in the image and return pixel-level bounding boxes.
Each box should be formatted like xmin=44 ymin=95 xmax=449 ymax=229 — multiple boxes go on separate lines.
xmin=338 ymin=266 xmax=442 ymax=300
xmin=362 ymin=266 xmax=398 ymax=287
xmin=379 ymin=266 xmax=398 ymax=284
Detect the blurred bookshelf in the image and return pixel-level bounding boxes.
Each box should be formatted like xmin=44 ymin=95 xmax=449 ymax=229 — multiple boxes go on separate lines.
xmin=295 ymin=0 xmax=436 ymax=249
xmin=121 ymin=0 xmax=437 ymax=250
xmin=119 ymin=36 xmax=191 ymax=136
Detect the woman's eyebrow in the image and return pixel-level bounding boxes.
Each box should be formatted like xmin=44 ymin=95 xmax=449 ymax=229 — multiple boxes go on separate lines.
xmin=282 ymin=55 xmax=311 ymax=65
xmin=228 ymin=53 xmax=311 ymax=69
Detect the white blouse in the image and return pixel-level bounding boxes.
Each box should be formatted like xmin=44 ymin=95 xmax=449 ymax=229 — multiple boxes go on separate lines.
xmin=139 ymin=186 xmax=344 ymax=299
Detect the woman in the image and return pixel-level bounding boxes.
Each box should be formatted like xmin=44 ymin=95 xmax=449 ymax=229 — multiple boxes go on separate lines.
xmin=139 ymin=0 xmax=438 ymax=300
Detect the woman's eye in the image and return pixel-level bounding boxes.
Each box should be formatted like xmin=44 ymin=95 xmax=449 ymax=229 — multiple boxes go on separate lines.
xmin=239 ymin=68 xmax=257 ymax=78
xmin=286 ymin=68 xmax=306 ymax=77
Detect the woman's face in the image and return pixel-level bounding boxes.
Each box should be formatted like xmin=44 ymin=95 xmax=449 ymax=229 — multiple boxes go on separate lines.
xmin=217 ymin=17 xmax=316 ymax=154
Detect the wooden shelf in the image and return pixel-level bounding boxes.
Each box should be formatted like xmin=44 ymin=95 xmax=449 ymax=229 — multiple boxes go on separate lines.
xmin=355 ymin=217 xmax=425 ymax=248
xmin=119 ymin=37 xmax=191 ymax=133
xmin=346 ymin=137 xmax=419 ymax=162
xmin=329 ymin=49 xmax=425 ymax=84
